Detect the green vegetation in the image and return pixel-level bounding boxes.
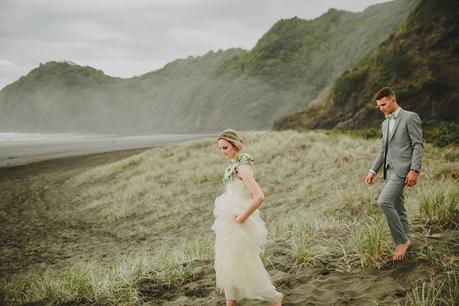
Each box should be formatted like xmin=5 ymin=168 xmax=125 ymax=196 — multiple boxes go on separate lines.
xmin=275 ymin=0 xmax=458 ymax=140
xmin=0 ymin=0 xmax=418 ymax=134
xmin=416 ymin=181 xmax=458 ymax=228
xmin=345 ymin=217 xmax=392 ymax=269
xmin=0 ymin=240 xmax=212 ymax=305
xmin=329 ymin=65 xmax=369 ymax=108
xmin=424 ymin=122 xmax=459 ymax=147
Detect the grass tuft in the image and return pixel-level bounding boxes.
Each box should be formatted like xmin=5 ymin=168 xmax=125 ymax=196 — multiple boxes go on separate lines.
xmin=344 ymin=217 xmax=392 ymax=269
xmin=416 ymin=181 xmax=459 ymax=229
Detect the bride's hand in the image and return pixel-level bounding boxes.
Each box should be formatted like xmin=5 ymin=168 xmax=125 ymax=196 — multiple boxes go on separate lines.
xmin=235 ymin=215 xmax=245 ymax=224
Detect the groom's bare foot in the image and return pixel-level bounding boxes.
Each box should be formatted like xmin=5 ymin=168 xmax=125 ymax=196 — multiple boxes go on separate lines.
xmin=393 ymin=240 xmax=411 ymax=261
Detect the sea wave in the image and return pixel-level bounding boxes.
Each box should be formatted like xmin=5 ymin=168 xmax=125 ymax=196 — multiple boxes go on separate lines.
xmin=0 ymin=132 xmax=101 ymax=142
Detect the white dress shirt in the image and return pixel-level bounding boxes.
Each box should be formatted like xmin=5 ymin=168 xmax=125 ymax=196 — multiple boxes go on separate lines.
xmin=389 ymin=107 xmax=401 ymax=135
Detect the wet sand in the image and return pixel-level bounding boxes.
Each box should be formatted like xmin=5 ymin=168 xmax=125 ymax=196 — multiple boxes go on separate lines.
xmin=0 ymin=133 xmax=214 ymax=168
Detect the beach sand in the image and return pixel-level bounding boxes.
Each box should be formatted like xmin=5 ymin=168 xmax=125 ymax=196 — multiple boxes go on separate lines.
xmin=0 ymin=148 xmax=153 ymax=276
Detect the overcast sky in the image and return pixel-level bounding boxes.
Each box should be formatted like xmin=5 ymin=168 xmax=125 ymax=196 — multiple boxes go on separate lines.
xmin=0 ymin=0 xmax=390 ymax=88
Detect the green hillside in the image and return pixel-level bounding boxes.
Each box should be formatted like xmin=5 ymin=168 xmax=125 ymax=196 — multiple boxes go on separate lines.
xmin=274 ymin=0 xmax=459 ymax=141
xmin=0 ymin=0 xmax=419 ymax=134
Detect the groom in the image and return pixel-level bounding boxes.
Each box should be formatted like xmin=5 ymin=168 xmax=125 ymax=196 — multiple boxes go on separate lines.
xmin=365 ymin=87 xmax=423 ymax=261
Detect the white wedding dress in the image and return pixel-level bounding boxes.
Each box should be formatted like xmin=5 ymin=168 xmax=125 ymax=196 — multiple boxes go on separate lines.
xmin=211 ymin=153 xmax=281 ymax=302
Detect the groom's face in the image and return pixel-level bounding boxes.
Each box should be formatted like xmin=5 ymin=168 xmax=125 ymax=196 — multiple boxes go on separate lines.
xmin=376 ymin=96 xmax=397 ymax=115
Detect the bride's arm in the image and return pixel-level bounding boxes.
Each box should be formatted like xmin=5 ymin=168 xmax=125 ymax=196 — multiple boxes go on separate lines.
xmin=235 ymin=164 xmax=265 ymax=224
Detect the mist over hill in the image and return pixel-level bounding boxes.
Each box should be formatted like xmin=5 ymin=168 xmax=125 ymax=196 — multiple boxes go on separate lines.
xmin=0 ymin=0 xmax=419 ymax=134
xmin=274 ymin=0 xmax=458 ymax=133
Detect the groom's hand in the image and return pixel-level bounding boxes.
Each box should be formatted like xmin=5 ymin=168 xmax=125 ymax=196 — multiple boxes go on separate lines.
xmin=365 ymin=172 xmax=375 ymax=186
xmin=405 ymin=170 xmax=418 ymax=187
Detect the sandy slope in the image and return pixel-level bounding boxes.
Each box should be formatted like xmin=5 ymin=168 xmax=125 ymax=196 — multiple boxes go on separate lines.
xmin=0 ymin=149 xmax=152 ymax=276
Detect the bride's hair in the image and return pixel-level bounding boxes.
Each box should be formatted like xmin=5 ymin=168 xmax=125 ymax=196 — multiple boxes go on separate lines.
xmin=217 ymin=129 xmax=244 ymax=151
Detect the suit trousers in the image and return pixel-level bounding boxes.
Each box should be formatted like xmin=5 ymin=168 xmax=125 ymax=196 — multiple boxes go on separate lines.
xmin=378 ymin=166 xmax=410 ymax=245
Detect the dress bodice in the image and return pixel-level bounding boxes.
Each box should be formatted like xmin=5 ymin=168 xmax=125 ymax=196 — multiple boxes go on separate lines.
xmin=225 ymin=179 xmax=251 ymax=199
xmin=222 ymin=152 xmax=254 ymax=200
xmin=223 ymin=153 xmax=254 ymax=183
xmin=213 ymin=153 xmax=255 ymax=216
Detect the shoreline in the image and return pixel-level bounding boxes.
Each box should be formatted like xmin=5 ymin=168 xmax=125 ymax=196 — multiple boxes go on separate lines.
xmin=0 ymin=133 xmax=215 ymax=168
xmin=0 ymin=147 xmax=151 ymax=176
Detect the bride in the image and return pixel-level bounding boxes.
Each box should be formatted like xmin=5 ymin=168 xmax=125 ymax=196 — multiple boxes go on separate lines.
xmin=211 ymin=129 xmax=283 ymax=306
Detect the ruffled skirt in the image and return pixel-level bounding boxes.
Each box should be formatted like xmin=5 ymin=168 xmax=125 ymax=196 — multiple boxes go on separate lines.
xmin=211 ymin=191 xmax=281 ymax=302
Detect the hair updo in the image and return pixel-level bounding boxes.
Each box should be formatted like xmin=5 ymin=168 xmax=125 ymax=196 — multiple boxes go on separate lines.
xmin=217 ymin=129 xmax=244 ymax=151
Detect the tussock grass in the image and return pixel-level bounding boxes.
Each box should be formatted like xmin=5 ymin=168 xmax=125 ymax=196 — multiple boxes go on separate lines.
xmin=148 ymin=245 xmax=192 ymax=287
xmin=416 ymin=181 xmax=458 ymax=229
xmin=342 ymin=217 xmax=392 ymax=269
xmin=396 ymin=269 xmax=458 ymax=306
xmin=1 ymin=258 xmax=145 ymax=305
xmin=444 ymin=271 xmax=459 ymax=306
xmin=402 ymin=275 xmax=447 ymax=306
xmin=442 ymin=146 xmax=459 ymax=162
xmin=0 ymin=238 xmax=213 ymax=305
xmin=285 ymin=220 xmax=328 ymax=266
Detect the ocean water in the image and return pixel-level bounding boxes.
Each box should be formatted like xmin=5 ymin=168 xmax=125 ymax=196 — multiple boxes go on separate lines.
xmin=0 ymin=132 xmax=103 ymax=143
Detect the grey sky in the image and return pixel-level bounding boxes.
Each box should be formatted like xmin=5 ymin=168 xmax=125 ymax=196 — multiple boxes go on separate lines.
xmin=0 ymin=0 xmax=389 ymax=88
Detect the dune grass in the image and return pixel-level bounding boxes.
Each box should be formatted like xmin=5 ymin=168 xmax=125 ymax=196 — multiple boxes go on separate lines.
xmin=1 ymin=257 xmax=146 ymax=305
xmin=0 ymin=238 xmax=213 ymax=305
xmin=396 ymin=267 xmax=458 ymax=306
xmin=1 ymin=130 xmax=458 ymax=305
xmin=416 ymin=180 xmax=458 ymax=229
xmin=344 ymin=217 xmax=392 ymax=269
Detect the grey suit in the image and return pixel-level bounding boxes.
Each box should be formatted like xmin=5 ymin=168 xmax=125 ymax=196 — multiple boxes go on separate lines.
xmin=370 ymin=108 xmax=423 ymax=244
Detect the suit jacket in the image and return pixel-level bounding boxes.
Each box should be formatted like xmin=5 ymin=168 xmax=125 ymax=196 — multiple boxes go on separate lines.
xmin=371 ymin=108 xmax=423 ymax=178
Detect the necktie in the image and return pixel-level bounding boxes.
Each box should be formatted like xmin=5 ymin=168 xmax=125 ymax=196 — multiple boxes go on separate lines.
xmin=383 ymin=121 xmax=389 ymax=180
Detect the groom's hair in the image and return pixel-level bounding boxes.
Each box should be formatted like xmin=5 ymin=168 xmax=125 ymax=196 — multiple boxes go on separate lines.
xmin=375 ymin=87 xmax=395 ymax=100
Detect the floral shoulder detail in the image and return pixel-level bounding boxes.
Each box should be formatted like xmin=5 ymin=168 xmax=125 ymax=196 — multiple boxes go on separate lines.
xmin=223 ymin=153 xmax=254 ymax=183
xmin=236 ymin=153 xmax=254 ymax=167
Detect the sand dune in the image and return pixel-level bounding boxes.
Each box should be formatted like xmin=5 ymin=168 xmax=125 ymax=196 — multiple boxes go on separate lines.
xmin=0 ymin=130 xmax=457 ymax=305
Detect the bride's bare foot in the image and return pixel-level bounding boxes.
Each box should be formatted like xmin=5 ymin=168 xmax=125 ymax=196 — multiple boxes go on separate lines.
xmin=272 ymin=293 xmax=283 ymax=306
xmin=226 ymin=298 xmax=236 ymax=306
xmin=393 ymin=240 xmax=411 ymax=261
